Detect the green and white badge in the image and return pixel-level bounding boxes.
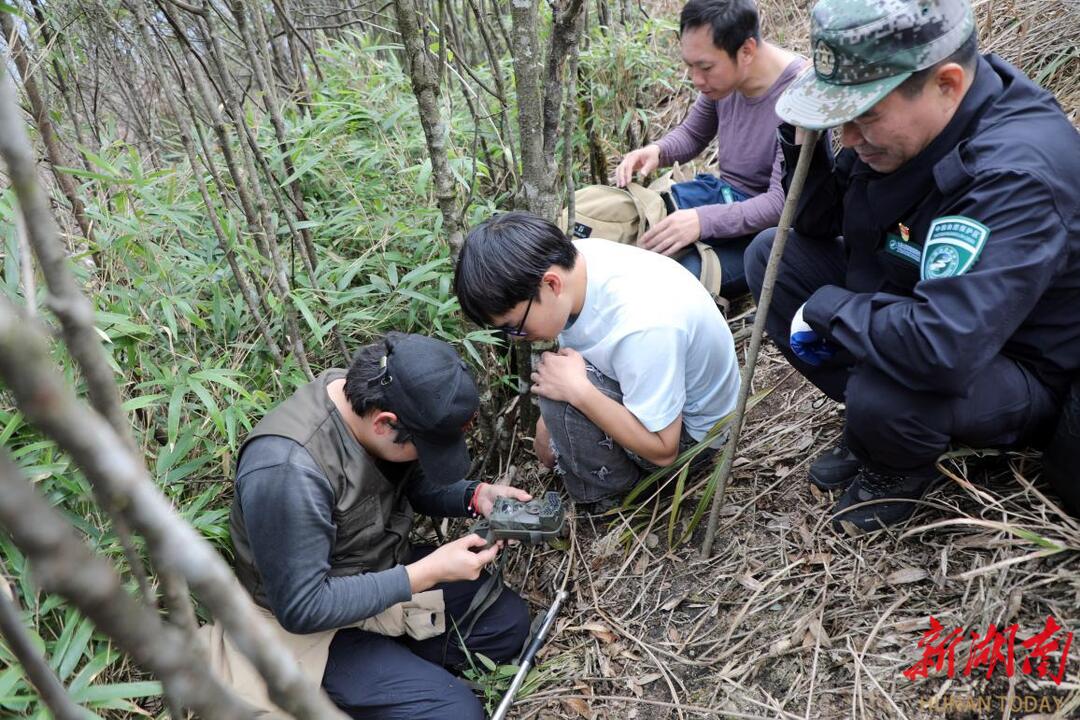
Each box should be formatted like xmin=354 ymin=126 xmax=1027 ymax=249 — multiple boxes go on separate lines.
xmin=920 ymin=216 xmax=989 ymax=281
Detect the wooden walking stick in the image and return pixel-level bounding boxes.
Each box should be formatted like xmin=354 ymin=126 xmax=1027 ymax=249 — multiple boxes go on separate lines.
xmin=701 ymin=129 xmax=823 ymax=558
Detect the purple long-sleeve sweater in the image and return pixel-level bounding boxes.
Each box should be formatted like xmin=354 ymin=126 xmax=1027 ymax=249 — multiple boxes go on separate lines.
xmin=655 ymin=58 xmax=806 ymax=240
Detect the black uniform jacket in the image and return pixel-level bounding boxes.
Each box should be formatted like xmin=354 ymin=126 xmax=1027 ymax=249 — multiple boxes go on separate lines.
xmin=782 ymin=54 xmax=1080 ymax=398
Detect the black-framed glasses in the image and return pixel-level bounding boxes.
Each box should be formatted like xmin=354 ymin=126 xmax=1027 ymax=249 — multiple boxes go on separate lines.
xmin=500 ymin=294 xmax=534 ymax=338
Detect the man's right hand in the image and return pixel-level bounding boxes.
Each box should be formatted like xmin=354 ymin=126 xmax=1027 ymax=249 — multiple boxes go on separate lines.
xmin=615 ymin=144 xmax=661 ymax=187
xmin=405 ymin=534 xmax=499 ymax=593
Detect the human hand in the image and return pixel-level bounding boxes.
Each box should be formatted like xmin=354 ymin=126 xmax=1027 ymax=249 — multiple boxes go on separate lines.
xmin=473 ymin=482 xmax=532 ymax=517
xmin=638 ymin=209 xmax=701 ymax=256
xmin=407 ymin=534 xmax=500 ymax=592
xmin=789 ymin=303 xmax=836 ymax=367
xmin=615 ymin=145 xmax=661 ymax=187
xmin=530 ymin=348 xmax=590 ymax=405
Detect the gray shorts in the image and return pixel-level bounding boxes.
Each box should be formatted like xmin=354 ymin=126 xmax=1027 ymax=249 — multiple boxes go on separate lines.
xmin=538 ymin=363 xmax=718 ymax=504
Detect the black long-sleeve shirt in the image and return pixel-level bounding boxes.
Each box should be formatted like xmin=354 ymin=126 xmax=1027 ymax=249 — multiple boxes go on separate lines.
xmin=234 ymin=434 xmax=473 ymax=634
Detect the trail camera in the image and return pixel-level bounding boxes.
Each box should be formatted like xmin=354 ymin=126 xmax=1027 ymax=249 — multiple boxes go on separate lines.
xmin=471 ymin=492 xmax=566 ymax=548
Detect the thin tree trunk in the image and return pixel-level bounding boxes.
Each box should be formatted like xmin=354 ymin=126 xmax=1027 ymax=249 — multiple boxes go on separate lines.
xmin=162 ymin=3 xmax=311 ymax=377
xmin=271 ymin=0 xmax=314 ymax=108
xmin=467 ymin=0 xmax=514 ymax=180
xmin=508 ymin=0 xmax=548 ymax=216
xmin=0 ymin=59 xmax=134 ymax=450
xmin=28 ymin=0 xmax=94 ymax=175
xmin=231 ymin=0 xmax=320 ymax=280
xmin=0 ymin=12 xmax=97 ymax=260
xmin=563 ymin=6 xmax=585 ymax=225
xmin=198 ymin=24 xmax=314 ymax=377
xmin=0 ymin=587 xmax=88 ymax=720
xmin=393 ymin=0 xmax=464 ymax=250
xmin=543 ymin=0 xmax=586 ymax=203
xmin=133 ymin=1 xmax=285 ymax=364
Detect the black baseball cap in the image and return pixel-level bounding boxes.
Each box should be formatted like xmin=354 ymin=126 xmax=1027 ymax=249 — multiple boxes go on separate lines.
xmin=374 ymin=333 xmax=478 ymax=485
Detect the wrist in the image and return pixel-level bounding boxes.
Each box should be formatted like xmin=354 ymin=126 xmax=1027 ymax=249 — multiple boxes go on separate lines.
xmin=570 ymin=377 xmax=600 ymax=409
xmin=468 ymin=482 xmax=487 ymax=517
xmin=406 ymin=556 xmax=438 ymax=593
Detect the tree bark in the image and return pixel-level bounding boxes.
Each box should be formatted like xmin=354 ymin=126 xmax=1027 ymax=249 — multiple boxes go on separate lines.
xmin=508 ymin=0 xmax=585 ymax=219
xmin=508 ymin=0 xmax=548 ymax=216
xmin=562 ymin=6 xmax=585 ymax=225
xmin=0 ymin=586 xmax=89 ymax=720
xmin=0 ymin=12 xmax=97 ymax=259
xmin=393 ymin=0 xmax=464 ymax=251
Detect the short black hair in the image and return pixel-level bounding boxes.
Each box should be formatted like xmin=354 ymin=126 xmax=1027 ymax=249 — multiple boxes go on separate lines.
xmin=453 ymin=212 xmax=578 ymax=327
xmin=343 ymin=333 xmax=398 ymax=417
xmin=896 ymin=31 xmax=979 ymax=98
xmin=679 ymin=0 xmax=759 ymax=58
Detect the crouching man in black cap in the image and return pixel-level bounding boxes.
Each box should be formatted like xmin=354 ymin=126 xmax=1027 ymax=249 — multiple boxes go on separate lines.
xmin=224 ymin=332 xmax=531 ymax=719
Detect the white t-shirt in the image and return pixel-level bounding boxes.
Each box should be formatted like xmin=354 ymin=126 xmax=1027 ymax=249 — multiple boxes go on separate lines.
xmin=558 ymin=239 xmax=740 ymax=443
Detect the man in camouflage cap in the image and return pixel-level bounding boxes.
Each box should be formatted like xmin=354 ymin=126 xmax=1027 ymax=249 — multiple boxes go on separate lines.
xmin=744 ymin=0 xmax=1080 ymax=530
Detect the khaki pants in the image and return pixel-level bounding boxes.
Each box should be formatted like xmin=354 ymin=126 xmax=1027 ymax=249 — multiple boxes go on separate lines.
xmin=200 ymin=591 xmax=445 ymax=714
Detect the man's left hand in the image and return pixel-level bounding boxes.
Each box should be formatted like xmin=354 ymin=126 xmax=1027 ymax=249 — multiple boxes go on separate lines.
xmin=638 ymin=209 xmax=701 ymax=257
xmin=530 ymin=348 xmax=590 ymax=405
xmin=789 ymin=303 xmax=837 ymax=367
xmin=474 ymin=483 xmax=532 ymax=517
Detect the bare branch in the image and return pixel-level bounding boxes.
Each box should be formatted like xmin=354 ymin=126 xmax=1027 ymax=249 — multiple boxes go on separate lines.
xmin=0 ymin=583 xmax=89 ymax=720
xmin=0 ymin=447 xmax=257 ymax=718
xmin=128 ymin=0 xmax=286 ymax=367
xmin=0 ymin=12 xmax=97 ymax=256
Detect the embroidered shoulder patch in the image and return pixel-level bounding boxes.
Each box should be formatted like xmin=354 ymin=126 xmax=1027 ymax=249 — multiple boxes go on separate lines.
xmin=920 ymin=216 xmax=990 ymax=281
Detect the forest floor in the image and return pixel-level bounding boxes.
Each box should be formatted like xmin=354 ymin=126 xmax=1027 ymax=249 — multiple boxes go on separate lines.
xmin=486 ymin=306 xmax=1080 ymax=720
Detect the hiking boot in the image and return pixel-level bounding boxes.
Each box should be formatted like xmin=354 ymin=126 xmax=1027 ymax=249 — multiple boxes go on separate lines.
xmin=808 ymin=438 xmax=860 ymax=490
xmin=831 ymin=466 xmax=942 ymax=532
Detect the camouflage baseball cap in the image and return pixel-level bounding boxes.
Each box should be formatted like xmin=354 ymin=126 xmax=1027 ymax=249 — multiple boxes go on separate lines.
xmin=776 ymin=0 xmax=975 ymax=129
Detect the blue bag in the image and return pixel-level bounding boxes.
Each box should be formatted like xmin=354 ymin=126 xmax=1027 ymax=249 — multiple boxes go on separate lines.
xmin=669 ymin=174 xmax=749 ymax=210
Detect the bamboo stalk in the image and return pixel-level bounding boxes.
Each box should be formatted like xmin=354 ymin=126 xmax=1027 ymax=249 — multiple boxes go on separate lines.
xmin=700 ymin=130 xmax=822 ymax=558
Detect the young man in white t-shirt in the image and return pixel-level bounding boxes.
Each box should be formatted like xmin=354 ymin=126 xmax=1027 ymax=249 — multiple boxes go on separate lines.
xmin=454 ymin=212 xmax=740 ymax=508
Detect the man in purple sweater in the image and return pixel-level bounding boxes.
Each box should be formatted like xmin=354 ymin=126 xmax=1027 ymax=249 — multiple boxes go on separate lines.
xmin=616 ymin=0 xmax=805 ymax=299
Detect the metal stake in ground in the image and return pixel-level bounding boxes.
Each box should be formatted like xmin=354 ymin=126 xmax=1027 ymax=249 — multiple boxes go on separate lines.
xmin=701 ymin=130 xmax=823 ymax=558
xmin=491 ymin=589 xmax=569 ymax=720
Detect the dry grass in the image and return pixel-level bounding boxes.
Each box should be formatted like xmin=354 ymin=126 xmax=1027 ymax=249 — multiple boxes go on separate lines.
xmin=475 ymin=3 xmax=1080 ymax=718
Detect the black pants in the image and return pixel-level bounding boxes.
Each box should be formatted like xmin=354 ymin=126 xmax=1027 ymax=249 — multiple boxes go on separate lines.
xmin=677 ymin=233 xmax=755 ymax=299
xmin=321 ymin=546 xmax=531 ymax=720
xmin=744 ymin=228 xmax=1060 ymax=471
